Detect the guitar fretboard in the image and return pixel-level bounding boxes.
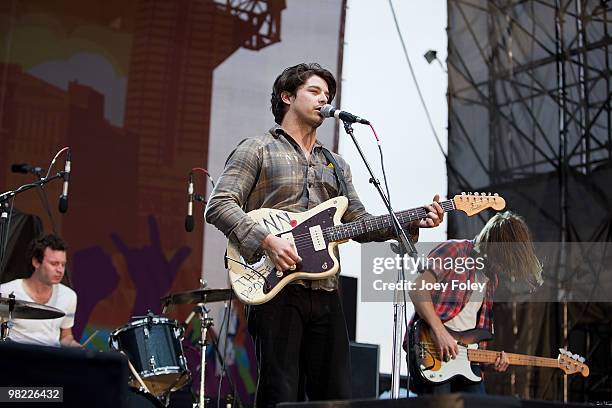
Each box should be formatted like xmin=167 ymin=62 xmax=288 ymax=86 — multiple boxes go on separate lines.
xmin=324 ymin=200 xmax=456 ymax=242
xmin=468 ymin=349 xmax=559 ymax=368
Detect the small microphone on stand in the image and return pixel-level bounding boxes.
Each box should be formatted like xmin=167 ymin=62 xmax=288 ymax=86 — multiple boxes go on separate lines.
xmin=185 ymin=173 xmax=194 ymax=232
xmin=58 ymin=150 xmax=71 ymax=214
xmin=11 ymin=164 xmax=43 ymax=176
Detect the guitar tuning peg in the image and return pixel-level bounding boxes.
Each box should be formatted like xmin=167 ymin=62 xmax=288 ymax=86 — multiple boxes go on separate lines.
xmin=565 ymin=350 xmax=573 ymax=356
xmin=559 ymin=347 xmax=567 ymax=354
xmin=480 ymin=192 xmax=485 ymax=197
xmin=572 ymin=353 xmax=580 ymax=360
xmin=494 ymin=193 xmax=499 ymax=196
xmin=578 ymin=357 xmax=585 ymax=363
xmin=488 ymin=192 xmax=492 ymax=196
xmin=461 ymin=191 xmax=466 ymax=195
xmin=474 ymin=192 xmax=479 ymax=196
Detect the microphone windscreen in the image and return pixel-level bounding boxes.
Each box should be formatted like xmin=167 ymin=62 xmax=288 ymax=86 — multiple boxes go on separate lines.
xmin=58 ymin=196 xmax=68 ymax=213
xmin=185 ymin=215 xmax=194 ymax=232
xmin=11 ymin=164 xmax=28 ymax=174
xmin=319 ymin=104 xmax=335 ymax=118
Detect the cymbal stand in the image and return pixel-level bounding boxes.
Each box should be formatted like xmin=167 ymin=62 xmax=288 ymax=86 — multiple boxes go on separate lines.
xmin=0 ymin=293 xmax=15 ymax=341
xmin=193 ymin=303 xmax=213 ymax=408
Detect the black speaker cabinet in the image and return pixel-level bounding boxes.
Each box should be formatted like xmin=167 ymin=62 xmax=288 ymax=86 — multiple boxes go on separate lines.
xmin=339 ymin=275 xmax=357 ymax=341
xmin=0 ymin=341 xmax=129 ymax=407
xmin=350 ymin=341 xmax=379 ymax=398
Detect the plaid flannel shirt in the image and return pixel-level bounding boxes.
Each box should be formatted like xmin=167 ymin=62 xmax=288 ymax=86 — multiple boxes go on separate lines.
xmin=410 ymin=239 xmax=498 ymax=332
xmin=205 ymin=126 xmax=419 ymax=290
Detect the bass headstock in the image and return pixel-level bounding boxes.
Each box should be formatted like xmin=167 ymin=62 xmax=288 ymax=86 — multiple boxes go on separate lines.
xmin=557 ymin=348 xmax=590 ymax=377
xmin=452 ymin=192 xmax=506 ymax=216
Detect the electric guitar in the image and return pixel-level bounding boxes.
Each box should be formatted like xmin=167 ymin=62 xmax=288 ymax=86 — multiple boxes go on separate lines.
xmin=227 ymin=193 xmax=505 ymax=305
xmin=408 ymin=319 xmax=589 ymax=389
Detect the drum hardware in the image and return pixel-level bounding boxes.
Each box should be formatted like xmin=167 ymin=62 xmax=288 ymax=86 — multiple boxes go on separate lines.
xmin=184 ymin=303 xmax=214 ymax=408
xmin=150 ymin=356 xmax=157 ymax=370
xmin=157 ymin=284 xmax=239 ymax=406
xmin=160 ymin=288 xmax=232 ymax=308
xmin=0 ymin=294 xmax=15 ymax=341
xmin=0 ymin=294 xmax=66 ymax=341
xmin=0 ymin=294 xmax=65 ymax=318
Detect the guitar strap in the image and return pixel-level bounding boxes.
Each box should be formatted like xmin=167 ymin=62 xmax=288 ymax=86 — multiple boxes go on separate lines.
xmin=321 ymin=147 xmax=348 ymax=197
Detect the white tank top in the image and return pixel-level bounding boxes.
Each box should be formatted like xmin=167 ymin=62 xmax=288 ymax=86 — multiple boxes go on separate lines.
xmin=443 ymin=270 xmax=488 ymax=332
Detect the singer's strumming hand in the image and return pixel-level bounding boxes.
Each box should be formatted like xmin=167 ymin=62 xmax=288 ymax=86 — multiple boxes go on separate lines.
xmin=261 ymin=234 xmax=301 ymax=272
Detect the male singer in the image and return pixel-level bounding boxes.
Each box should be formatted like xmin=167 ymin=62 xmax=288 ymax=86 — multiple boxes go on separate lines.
xmin=206 ymin=63 xmax=444 ymax=405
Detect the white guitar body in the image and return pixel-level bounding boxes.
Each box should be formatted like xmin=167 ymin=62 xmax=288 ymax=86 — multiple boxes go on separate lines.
xmin=227 ymin=196 xmax=348 ymax=305
xmin=419 ymin=343 xmax=482 ymax=384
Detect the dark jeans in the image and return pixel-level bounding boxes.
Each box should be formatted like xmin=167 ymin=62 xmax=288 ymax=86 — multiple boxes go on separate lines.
xmin=416 ymin=365 xmax=486 ymax=395
xmin=247 ymin=285 xmax=351 ymax=407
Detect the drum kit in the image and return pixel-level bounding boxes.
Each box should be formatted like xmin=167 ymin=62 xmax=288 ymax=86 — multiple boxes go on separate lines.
xmin=109 ymin=285 xmax=233 ymax=408
xmin=0 ymin=285 xmax=234 ymax=408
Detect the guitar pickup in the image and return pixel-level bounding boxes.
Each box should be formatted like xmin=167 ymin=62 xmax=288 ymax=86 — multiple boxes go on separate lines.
xmin=309 ymin=225 xmax=326 ymax=251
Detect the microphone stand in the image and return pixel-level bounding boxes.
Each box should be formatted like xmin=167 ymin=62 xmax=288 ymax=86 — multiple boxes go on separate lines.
xmin=0 ymin=172 xmax=66 ymax=280
xmin=341 ymin=120 xmax=418 ymax=398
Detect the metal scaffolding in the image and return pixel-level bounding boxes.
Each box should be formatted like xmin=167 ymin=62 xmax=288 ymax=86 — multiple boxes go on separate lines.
xmin=447 ymin=0 xmax=611 ymax=402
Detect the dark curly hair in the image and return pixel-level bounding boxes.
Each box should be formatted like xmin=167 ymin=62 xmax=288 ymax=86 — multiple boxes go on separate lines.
xmin=27 ymin=234 xmax=67 ymax=275
xmin=270 ymin=63 xmax=337 ymax=125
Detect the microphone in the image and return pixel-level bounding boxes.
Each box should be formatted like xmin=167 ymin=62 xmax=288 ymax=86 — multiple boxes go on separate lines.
xmin=185 ymin=173 xmax=194 ymax=232
xmin=319 ymin=104 xmax=370 ymax=125
xmin=58 ymin=150 xmax=71 ymax=214
xmin=11 ymin=163 xmax=43 ymax=175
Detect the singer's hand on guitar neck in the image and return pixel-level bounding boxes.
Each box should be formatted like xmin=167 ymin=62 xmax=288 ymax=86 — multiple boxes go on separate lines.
xmin=262 ymin=234 xmax=302 ymax=272
xmin=417 ymin=194 xmax=445 ymax=228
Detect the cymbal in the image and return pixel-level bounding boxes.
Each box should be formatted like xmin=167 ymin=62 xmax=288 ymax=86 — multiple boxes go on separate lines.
xmin=0 ymin=297 xmax=66 ymax=320
xmin=160 ymin=288 xmax=233 ymax=305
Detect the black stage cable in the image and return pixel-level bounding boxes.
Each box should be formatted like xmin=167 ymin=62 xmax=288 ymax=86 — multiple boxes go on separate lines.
xmin=386 ymin=0 xmax=488 ymax=224
xmin=367 ymin=123 xmax=413 ymax=385
xmin=387 ymin=0 xmax=448 ymax=160
xmin=0 ymin=196 xmax=16 ymax=276
xmin=35 ymin=184 xmax=58 ymax=235
xmin=216 ymin=291 xmax=232 ymax=408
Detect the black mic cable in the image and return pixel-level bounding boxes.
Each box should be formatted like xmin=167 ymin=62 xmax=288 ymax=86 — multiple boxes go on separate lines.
xmin=224 ymin=255 xmax=272 ymax=292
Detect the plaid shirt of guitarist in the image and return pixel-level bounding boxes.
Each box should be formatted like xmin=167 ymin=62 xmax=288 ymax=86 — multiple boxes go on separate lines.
xmin=205 ymin=125 xmax=419 ymax=291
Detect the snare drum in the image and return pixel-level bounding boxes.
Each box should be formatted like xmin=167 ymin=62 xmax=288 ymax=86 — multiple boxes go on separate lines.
xmin=109 ymin=316 xmax=191 ymax=396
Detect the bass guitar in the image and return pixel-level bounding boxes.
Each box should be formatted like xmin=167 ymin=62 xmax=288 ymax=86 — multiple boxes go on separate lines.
xmin=408 ymin=319 xmax=589 ymax=388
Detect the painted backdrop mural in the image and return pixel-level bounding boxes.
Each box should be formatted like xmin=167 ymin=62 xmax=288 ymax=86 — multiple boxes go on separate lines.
xmin=0 ymin=0 xmax=344 ymax=403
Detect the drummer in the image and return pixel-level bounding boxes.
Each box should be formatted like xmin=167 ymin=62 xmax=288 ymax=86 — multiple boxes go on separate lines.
xmin=1 ymin=234 xmax=81 ymax=347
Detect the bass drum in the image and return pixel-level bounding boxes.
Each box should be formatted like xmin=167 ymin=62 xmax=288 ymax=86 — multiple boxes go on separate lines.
xmin=109 ymin=315 xmax=191 ymax=397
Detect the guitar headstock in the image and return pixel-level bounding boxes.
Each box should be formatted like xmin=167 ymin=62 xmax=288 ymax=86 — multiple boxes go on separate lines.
xmin=452 ymin=192 xmax=506 ymax=216
xmin=557 ymin=348 xmax=590 ymax=377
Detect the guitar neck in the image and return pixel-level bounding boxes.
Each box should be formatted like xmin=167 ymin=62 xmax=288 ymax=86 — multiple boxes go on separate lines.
xmin=326 ymin=199 xmax=456 ymax=242
xmin=468 ymin=349 xmax=559 ymax=369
